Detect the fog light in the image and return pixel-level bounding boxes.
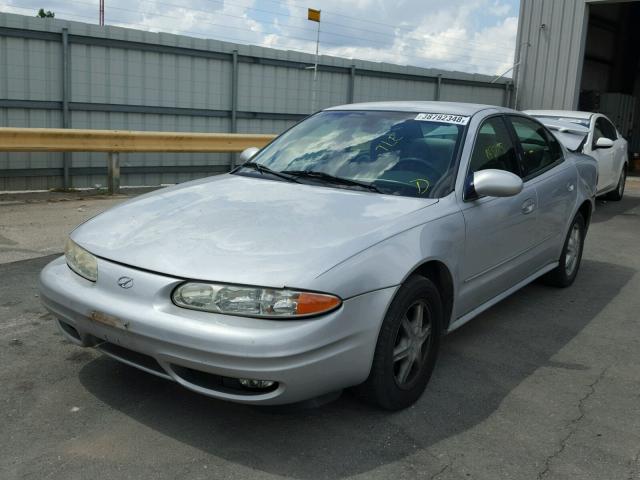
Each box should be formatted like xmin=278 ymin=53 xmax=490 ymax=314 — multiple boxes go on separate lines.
xmin=239 ymin=378 xmax=275 ymax=389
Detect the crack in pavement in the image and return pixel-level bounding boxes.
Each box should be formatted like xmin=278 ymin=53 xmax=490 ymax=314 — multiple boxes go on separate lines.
xmin=430 ymin=463 xmax=449 ymax=480
xmin=537 ymin=367 xmax=609 ymax=479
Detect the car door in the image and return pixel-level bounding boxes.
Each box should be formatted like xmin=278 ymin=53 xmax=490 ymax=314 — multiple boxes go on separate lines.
xmin=457 ymin=115 xmax=539 ymax=316
xmin=507 ymin=115 xmax=577 ymax=262
xmin=590 ymin=117 xmax=617 ymax=192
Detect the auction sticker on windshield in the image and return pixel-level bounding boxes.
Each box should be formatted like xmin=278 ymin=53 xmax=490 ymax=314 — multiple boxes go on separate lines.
xmin=415 ymin=113 xmax=470 ymax=125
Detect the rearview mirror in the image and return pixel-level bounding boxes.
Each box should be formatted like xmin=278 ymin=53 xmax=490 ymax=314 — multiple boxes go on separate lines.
xmin=239 ymin=147 xmax=260 ymax=163
xmin=594 ymin=137 xmax=614 ymax=149
xmin=470 ymin=169 xmax=523 ymax=198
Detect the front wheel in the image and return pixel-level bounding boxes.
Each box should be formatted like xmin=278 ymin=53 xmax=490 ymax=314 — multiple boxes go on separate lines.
xmin=357 ymin=276 xmax=442 ymax=410
xmin=542 ymin=212 xmax=585 ymax=288
xmin=607 ymin=165 xmax=626 ymax=201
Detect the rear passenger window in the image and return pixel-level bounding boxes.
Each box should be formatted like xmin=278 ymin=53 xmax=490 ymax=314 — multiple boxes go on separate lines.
xmin=509 ymin=116 xmax=563 ymax=178
xmin=468 ymin=117 xmax=520 ymax=177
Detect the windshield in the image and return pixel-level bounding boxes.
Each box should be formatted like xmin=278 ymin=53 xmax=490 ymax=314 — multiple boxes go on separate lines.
xmin=236 ymin=110 xmax=466 ymax=198
xmin=532 ymin=115 xmax=590 ymax=128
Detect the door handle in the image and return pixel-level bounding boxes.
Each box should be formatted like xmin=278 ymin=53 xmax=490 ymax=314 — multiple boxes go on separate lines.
xmin=521 ymin=198 xmax=536 ymax=215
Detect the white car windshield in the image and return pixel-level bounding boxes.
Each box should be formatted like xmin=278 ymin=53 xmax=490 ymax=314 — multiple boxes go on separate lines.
xmin=237 ymin=110 xmax=466 ymax=198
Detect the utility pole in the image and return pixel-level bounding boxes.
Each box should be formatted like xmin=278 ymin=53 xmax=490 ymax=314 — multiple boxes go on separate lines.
xmin=307 ymin=8 xmax=321 ymax=113
xmin=99 ymin=0 xmax=104 ymax=26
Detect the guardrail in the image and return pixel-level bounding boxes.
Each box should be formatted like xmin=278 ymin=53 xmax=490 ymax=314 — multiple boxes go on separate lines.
xmin=0 ymin=127 xmax=276 ymax=194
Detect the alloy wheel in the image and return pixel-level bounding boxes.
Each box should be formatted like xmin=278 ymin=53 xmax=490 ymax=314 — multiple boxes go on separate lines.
xmin=392 ymin=300 xmax=432 ymax=388
xmin=565 ymin=223 xmax=582 ymax=277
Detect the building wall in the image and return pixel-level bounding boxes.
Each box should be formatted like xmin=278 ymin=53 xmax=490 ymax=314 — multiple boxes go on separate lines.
xmin=514 ymin=0 xmax=590 ymax=111
xmin=514 ymin=0 xmax=638 ymax=112
xmin=0 ymin=12 xmax=512 ymax=191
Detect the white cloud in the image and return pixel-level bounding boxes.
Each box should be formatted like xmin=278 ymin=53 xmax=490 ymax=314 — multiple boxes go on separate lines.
xmin=0 ymin=0 xmax=518 ymax=75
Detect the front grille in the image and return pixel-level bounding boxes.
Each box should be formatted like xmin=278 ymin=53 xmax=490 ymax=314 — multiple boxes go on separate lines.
xmin=95 ymin=341 xmax=278 ymax=396
xmin=97 ymin=341 xmax=168 ymax=377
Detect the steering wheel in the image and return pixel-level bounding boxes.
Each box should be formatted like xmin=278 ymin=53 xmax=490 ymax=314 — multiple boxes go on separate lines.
xmin=392 ymin=157 xmax=443 ymax=179
xmin=351 ymin=152 xmax=371 ymax=163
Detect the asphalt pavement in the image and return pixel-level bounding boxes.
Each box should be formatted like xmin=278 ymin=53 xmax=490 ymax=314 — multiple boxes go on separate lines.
xmin=1 ymin=184 xmax=639 ymax=480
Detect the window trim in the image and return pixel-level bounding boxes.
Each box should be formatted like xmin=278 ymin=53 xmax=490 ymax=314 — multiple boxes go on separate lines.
xmin=425 ymin=117 xmax=470 ymax=198
xmin=462 ymin=113 xmax=521 ymax=202
xmin=506 ymin=114 xmax=565 ymax=183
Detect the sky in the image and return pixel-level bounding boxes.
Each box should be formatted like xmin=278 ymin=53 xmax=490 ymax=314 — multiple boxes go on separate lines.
xmin=1 ymin=0 xmax=520 ymax=76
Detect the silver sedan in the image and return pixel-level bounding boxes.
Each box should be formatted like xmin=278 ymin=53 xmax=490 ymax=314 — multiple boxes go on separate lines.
xmin=39 ymin=102 xmax=597 ymax=410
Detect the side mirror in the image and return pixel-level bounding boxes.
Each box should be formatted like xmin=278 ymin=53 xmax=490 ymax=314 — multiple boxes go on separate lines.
xmin=594 ymin=137 xmax=614 ymax=149
xmin=470 ymin=169 xmax=523 ymax=198
xmin=239 ymin=147 xmax=260 ymax=163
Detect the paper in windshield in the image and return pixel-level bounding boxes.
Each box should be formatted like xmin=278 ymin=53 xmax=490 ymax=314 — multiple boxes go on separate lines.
xmin=415 ymin=113 xmax=470 ymax=125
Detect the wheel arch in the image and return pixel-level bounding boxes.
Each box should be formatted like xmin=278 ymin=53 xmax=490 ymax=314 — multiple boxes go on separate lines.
xmin=577 ymin=199 xmax=593 ymax=232
xmin=406 ymin=260 xmax=455 ymax=331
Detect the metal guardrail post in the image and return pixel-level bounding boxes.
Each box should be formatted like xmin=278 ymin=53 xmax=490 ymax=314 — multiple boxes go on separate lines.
xmin=61 ymin=28 xmax=71 ymax=189
xmin=107 ymin=152 xmax=120 ymax=194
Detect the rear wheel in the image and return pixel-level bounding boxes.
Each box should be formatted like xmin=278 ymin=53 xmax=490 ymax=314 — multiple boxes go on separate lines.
xmin=357 ymin=276 xmax=442 ymax=410
xmin=607 ymin=165 xmax=626 ymax=201
xmin=542 ymin=213 xmax=585 ymax=288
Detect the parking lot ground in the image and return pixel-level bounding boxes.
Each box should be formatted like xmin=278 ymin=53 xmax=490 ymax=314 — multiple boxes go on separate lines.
xmin=1 ymin=181 xmax=640 ymax=480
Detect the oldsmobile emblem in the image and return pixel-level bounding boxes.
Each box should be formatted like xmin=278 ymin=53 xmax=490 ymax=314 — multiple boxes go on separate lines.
xmin=117 ymin=276 xmax=134 ymax=289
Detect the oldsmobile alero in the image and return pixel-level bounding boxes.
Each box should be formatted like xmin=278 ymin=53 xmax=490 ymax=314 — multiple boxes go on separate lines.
xmin=39 ymin=102 xmax=598 ymax=410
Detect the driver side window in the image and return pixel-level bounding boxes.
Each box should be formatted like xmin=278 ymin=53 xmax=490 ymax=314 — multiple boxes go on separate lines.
xmin=468 ymin=117 xmax=520 ymax=177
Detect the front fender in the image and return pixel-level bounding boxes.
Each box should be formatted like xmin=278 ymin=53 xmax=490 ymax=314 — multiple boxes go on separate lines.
xmin=309 ymin=198 xmax=465 ymax=301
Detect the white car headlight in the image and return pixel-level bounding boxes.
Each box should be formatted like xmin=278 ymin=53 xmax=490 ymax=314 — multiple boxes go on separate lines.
xmin=65 ymin=238 xmax=98 ymax=282
xmin=172 ymin=282 xmax=341 ymax=318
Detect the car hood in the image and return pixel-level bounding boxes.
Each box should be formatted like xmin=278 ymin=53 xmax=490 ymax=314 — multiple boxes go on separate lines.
xmin=72 ymin=174 xmax=437 ymax=290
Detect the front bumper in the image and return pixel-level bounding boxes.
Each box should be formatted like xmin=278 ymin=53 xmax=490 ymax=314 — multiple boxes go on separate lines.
xmin=39 ymin=256 xmax=396 ymax=405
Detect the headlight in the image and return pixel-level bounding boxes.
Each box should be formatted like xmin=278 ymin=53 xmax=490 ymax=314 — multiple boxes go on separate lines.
xmin=172 ymin=282 xmax=341 ymax=318
xmin=65 ymin=238 xmax=98 ymax=282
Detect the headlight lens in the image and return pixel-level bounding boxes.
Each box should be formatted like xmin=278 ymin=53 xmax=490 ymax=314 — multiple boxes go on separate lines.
xmin=172 ymin=282 xmax=341 ymax=318
xmin=65 ymin=238 xmax=98 ymax=282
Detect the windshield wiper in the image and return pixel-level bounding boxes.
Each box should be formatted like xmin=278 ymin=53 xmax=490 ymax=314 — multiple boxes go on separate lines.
xmin=238 ymin=162 xmax=300 ymax=183
xmin=283 ymin=170 xmax=382 ymax=193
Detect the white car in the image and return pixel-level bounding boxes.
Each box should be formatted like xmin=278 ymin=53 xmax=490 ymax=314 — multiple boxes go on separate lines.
xmin=524 ymin=110 xmax=628 ymax=200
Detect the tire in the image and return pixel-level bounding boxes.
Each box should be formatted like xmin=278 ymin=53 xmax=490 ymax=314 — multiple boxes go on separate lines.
xmin=542 ymin=212 xmax=585 ymax=288
xmin=357 ymin=276 xmax=442 ymax=410
xmin=607 ymin=165 xmax=626 ymax=201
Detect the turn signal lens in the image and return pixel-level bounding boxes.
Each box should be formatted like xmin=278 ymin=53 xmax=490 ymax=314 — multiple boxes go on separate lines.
xmin=295 ymin=292 xmax=342 ymax=315
xmin=172 ymin=282 xmax=341 ymax=318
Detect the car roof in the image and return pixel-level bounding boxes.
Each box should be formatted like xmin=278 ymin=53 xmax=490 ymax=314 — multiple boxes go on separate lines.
xmin=326 ymin=101 xmax=517 ymax=116
xmin=524 ymin=110 xmax=594 ymax=120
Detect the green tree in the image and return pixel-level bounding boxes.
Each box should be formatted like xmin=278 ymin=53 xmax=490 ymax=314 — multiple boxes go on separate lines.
xmin=36 ymin=8 xmax=55 ymax=18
